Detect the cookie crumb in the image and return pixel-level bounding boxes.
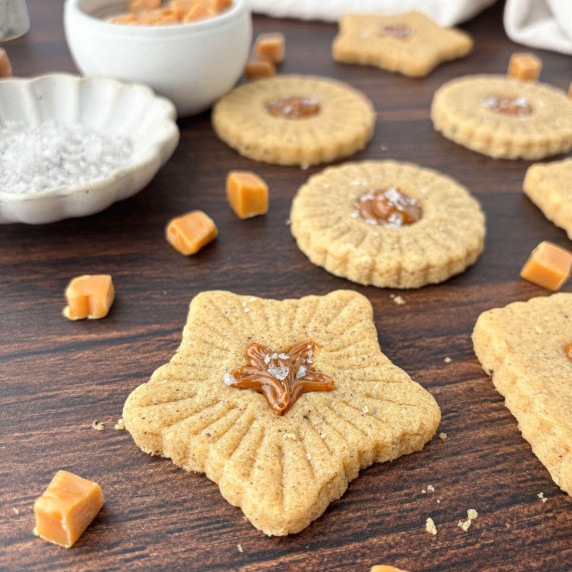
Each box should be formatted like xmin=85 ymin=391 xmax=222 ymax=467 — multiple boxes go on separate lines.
xmin=390 ymin=294 xmax=406 ymax=306
xmin=458 ymin=508 xmax=478 ymax=531
xmin=439 ymin=432 xmax=447 ymax=440
xmin=425 ymin=517 xmax=437 ymax=535
xmin=114 ymin=418 xmax=125 ymax=431
xmin=237 ymin=543 xmax=243 ymax=553
xmin=436 ymin=499 xmax=441 ymax=504
xmin=13 ymin=507 xmax=20 ymax=515
xmin=380 ymin=144 xmax=388 ymax=151
xmin=91 ymin=420 xmax=104 ymax=431
xmin=537 ymin=492 xmax=547 ymax=503
xmin=427 ymin=484 xmax=435 ymax=493
xmin=444 ymin=356 xmax=452 ymax=363
xmin=467 ymin=508 xmax=478 ymax=520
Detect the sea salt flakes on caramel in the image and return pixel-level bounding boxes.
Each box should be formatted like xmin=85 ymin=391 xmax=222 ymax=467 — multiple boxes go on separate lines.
xmin=520 ymin=241 xmax=572 ymax=291
xmin=63 ymin=275 xmax=115 ymax=321
xmin=34 ymin=471 xmax=104 ymax=548
xmin=226 ymin=171 xmax=268 ymax=218
xmin=508 ymin=53 xmax=542 ymax=82
xmin=166 ymin=210 xmax=217 ymax=255
xmin=0 ymin=48 xmax=12 ymax=78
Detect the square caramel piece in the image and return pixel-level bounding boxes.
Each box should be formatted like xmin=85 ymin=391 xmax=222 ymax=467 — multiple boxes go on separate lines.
xmin=34 ymin=471 xmax=104 ymax=548
xmin=0 ymin=48 xmax=12 ymax=78
xmin=524 ymin=158 xmax=572 ymax=240
xmin=123 ymin=290 xmax=440 ymax=535
xmin=63 ymin=275 xmax=115 ymax=321
xmin=226 ymin=171 xmax=268 ymax=218
xmin=473 ymin=294 xmax=572 ymax=496
xmin=508 ymin=52 xmax=542 ymax=82
xmin=166 ymin=210 xmax=217 ymax=255
xmin=333 ymin=11 xmax=473 ymax=77
xmin=255 ymin=33 xmax=285 ymax=64
xmin=521 ymin=241 xmax=572 ymax=291
xmin=244 ymin=58 xmax=275 ymax=81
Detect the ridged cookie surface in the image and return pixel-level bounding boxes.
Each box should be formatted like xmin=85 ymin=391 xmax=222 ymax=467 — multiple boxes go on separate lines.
xmin=472 ymin=294 xmax=572 ymax=495
xmin=290 ymin=161 xmax=485 ymax=289
xmin=432 ymin=75 xmax=572 ymax=159
xmin=212 ymin=75 xmax=375 ymax=166
xmin=123 ymin=290 xmax=440 ymax=535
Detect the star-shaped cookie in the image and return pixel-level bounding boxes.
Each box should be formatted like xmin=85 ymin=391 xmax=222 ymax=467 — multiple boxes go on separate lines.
xmin=524 ymin=158 xmax=572 ymax=239
xmin=333 ymin=12 xmax=473 ymax=77
xmin=123 ymin=290 xmax=440 ymax=535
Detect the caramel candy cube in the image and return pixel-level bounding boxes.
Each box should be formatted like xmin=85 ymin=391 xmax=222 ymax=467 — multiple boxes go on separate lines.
xmin=508 ymin=53 xmax=542 ymax=82
xmin=226 ymin=171 xmax=269 ymax=219
xmin=129 ymin=0 xmax=160 ymax=12
xmin=166 ymin=210 xmax=218 ymax=255
xmin=34 ymin=471 xmax=104 ymax=548
xmin=183 ymin=4 xmax=217 ymax=22
xmin=244 ymin=59 xmax=275 ymax=81
xmin=0 ymin=48 xmax=12 ymax=78
xmin=63 ymin=275 xmax=115 ymax=321
xmin=169 ymin=0 xmax=195 ymax=19
xmin=521 ymin=241 xmax=572 ymax=291
xmin=255 ymin=33 xmax=285 ymax=64
xmin=370 ymin=567 xmax=410 ymax=572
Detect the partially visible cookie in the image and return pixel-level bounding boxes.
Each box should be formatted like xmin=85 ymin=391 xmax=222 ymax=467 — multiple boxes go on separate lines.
xmin=472 ymin=294 xmax=572 ymax=496
xmin=332 ymin=12 xmax=473 ymax=77
xmin=212 ymin=75 xmax=375 ymax=166
xmin=432 ymin=75 xmax=572 ymax=159
xmin=123 ymin=290 xmax=440 ymax=535
xmin=524 ymin=158 xmax=572 ymax=239
xmin=290 ymin=160 xmax=485 ymax=289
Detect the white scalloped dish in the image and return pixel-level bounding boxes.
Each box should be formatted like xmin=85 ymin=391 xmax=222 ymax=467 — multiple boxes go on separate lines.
xmin=0 ymin=74 xmax=179 ymax=224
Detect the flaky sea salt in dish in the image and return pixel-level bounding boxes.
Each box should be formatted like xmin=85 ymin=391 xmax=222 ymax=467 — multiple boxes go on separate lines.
xmin=0 ymin=74 xmax=179 ymax=224
xmin=0 ymin=121 xmax=134 ymax=195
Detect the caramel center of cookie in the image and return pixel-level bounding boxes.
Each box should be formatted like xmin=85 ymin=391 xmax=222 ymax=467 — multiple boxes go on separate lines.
xmin=358 ymin=188 xmax=422 ymax=227
xmin=224 ymin=339 xmax=335 ymax=415
xmin=565 ymin=343 xmax=572 ymax=363
xmin=266 ymin=97 xmax=321 ymax=119
xmin=481 ymin=96 xmax=532 ymax=117
xmin=380 ymin=24 xmax=412 ymax=39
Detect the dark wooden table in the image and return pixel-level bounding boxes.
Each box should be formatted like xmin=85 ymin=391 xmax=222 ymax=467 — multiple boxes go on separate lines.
xmin=1 ymin=1 xmax=571 ymax=570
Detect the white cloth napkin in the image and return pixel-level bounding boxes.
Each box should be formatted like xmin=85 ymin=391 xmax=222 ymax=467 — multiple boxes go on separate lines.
xmin=247 ymin=0 xmax=496 ymax=27
xmin=504 ymin=0 xmax=572 ymax=55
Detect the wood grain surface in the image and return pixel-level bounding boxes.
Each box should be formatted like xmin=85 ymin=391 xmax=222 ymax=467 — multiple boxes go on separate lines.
xmin=1 ymin=1 xmax=571 ymax=570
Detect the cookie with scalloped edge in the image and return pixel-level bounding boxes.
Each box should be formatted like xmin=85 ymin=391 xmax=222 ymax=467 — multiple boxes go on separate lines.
xmin=432 ymin=75 xmax=572 ymax=159
xmin=123 ymin=290 xmax=440 ymax=535
xmin=212 ymin=75 xmax=375 ymax=166
xmin=332 ymin=11 xmax=473 ymax=77
xmin=524 ymin=158 xmax=572 ymax=239
xmin=290 ymin=160 xmax=485 ymax=289
xmin=472 ymin=294 xmax=572 ymax=496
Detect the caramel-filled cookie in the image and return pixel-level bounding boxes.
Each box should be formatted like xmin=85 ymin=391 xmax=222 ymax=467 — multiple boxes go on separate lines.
xmin=333 ymin=12 xmax=473 ymax=77
xmin=473 ymin=294 xmax=572 ymax=496
xmin=123 ymin=290 xmax=440 ymax=535
xmin=212 ymin=75 xmax=375 ymax=166
xmin=524 ymin=158 xmax=572 ymax=239
xmin=432 ymin=75 xmax=572 ymax=159
xmin=290 ymin=161 xmax=485 ymax=288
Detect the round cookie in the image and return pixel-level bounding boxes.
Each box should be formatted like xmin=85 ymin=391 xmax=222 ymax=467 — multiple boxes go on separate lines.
xmin=431 ymin=75 xmax=572 ymax=160
xmin=290 ymin=160 xmax=486 ymax=289
xmin=212 ymin=75 xmax=375 ymax=166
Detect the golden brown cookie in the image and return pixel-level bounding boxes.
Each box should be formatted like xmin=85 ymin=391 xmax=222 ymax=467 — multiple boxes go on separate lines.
xmin=472 ymin=294 xmax=572 ymax=496
xmin=432 ymin=75 xmax=572 ymax=159
xmin=290 ymin=161 xmax=485 ymax=289
xmin=332 ymin=12 xmax=473 ymax=77
xmin=524 ymin=158 xmax=572 ymax=239
xmin=212 ymin=75 xmax=375 ymax=166
xmin=123 ymin=290 xmax=440 ymax=535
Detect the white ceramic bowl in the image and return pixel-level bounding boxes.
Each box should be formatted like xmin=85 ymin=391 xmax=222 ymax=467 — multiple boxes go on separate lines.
xmin=64 ymin=0 xmax=252 ymax=117
xmin=0 ymin=74 xmax=179 ymax=224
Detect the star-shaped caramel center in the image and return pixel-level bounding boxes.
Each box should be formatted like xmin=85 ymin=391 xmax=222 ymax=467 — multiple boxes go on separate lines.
xmin=224 ymin=339 xmax=335 ymax=415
